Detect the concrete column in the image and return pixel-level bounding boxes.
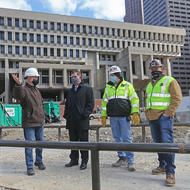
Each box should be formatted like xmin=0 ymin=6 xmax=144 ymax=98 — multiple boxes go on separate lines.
xmin=165 ymin=58 xmax=171 ymax=76
xmin=5 ymin=58 xmax=9 ymax=103
xmin=49 ymin=68 xmax=53 ymax=87
xmin=96 ymin=52 xmax=100 ymax=70
xmin=60 ymin=89 xmax=64 ymax=101
xmin=128 ymin=52 xmax=133 ymax=83
xmin=64 ymin=69 xmax=67 ymax=87
xmin=138 ymin=54 xmax=144 ymax=80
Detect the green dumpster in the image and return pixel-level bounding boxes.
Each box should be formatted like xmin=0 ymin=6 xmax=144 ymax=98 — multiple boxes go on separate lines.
xmin=0 ymin=104 xmax=22 ymax=127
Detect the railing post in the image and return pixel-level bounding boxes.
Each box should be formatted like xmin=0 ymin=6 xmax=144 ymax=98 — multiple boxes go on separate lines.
xmin=91 ymin=149 xmax=100 ymax=190
xmin=58 ymin=126 xmax=61 ymax=141
xmin=96 ymin=127 xmax=100 ymax=142
xmin=0 ymin=128 xmax=2 ymax=139
xmin=142 ymin=125 xmax=146 ymax=142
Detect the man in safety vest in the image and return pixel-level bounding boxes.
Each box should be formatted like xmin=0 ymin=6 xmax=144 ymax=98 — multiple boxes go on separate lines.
xmin=101 ymin=65 xmax=140 ymax=171
xmin=145 ymin=59 xmax=182 ymax=186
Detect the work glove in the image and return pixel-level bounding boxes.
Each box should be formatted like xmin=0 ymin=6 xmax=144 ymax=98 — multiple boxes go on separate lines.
xmin=131 ymin=113 xmax=140 ymax=126
xmin=101 ymin=116 xmax=107 ymax=127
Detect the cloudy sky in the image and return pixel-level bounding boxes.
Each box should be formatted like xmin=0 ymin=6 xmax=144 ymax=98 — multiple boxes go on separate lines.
xmin=0 ymin=0 xmax=125 ymax=21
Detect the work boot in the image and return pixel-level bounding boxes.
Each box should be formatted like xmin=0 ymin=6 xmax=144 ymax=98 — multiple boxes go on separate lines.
xmin=34 ymin=162 xmax=46 ymax=170
xmin=127 ymin=163 xmax=136 ymax=172
xmin=65 ymin=160 xmax=78 ymax=167
xmin=152 ymin=167 xmax=166 ymax=175
xmin=27 ymin=168 xmax=35 ymax=176
xmin=165 ymin=174 xmax=175 ymax=186
xmin=112 ymin=157 xmax=126 ymax=167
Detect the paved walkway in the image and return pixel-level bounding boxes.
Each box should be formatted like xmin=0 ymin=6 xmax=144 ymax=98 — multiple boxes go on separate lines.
xmin=0 ymin=147 xmax=190 ymax=190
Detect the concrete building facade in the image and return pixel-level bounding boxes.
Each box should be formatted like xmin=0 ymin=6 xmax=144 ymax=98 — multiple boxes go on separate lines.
xmin=0 ymin=8 xmax=186 ymax=104
xmin=125 ymin=0 xmax=190 ymax=96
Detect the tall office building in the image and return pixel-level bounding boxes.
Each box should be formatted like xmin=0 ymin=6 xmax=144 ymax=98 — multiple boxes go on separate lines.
xmin=124 ymin=0 xmax=144 ymax=24
xmin=125 ymin=0 xmax=190 ymax=96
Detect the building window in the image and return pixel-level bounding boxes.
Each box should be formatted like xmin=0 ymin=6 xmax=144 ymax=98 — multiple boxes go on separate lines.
xmin=76 ymin=49 xmax=79 ymax=58
xmin=15 ymin=46 xmax=20 ymax=55
xmin=82 ymin=38 xmax=86 ymax=46
xmin=57 ymin=48 xmax=60 ymax=57
xmin=100 ymin=27 xmax=104 ymax=35
xmin=44 ymin=47 xmax=47 ymax=56
xmin=37 ymin=21 xmax=41 ymax=29
xmin=30 ymin=47 xmax=34 ymax=55
xmin=89 ymin=26 xmax=92 ymax=34
xmin=0 ymin=45 xmax=5 ymax=54
xmin=22 ymin=19 xmax=27 ymax=28
xmin=57 ymin=36 xmax=61 ymax=44
xmin=76 ymin=37 xmax=80 ymax=45
xmin=8 ymin=18 xmax=12 ymax=27
xmin=70 ymin=36 xmax=73 ymax=45
xmin=22 ymin=33 xmax=27 ymax=41
xmin=76 ymin=24 xmax=80 ymax=33
xmin=132 ymin=61 xmax=136 ymax=74
xmin=81 ymin=71 xmax=89 ymax=84
xmin=15 ymin=18 xmax=19 ymax=27
xmin=111 ymin=40 xmax=114 ymax=48
xmin=50 ymin=22 xmax=54 ymax=30
xmin=70 ymin=24 xmax=74 ymax=32
xmin=0 ymin=31 xmax=4 ymax=40
xmin=53 ymin=70 xmax=63 ymax=84
xmin=83 ymin=25 xmax=86 ymax=33
xmin=88 ymin=38 xmax=92 ymax=46
xmin=57 ymin=23 xmax=61 ymax=31
xmin=100 ymin=39 xmax=103 ymax=47
xmin=23 ymin=46 xmax=27 ymax=55
xmin=50 ymin=35 xmax=54 ymax=43
xmin=113 ymin=55 xmax=116 ymax=61
xmin=44 ymin=35 xmax=48 ymax=43
xmin=112 ymin=28 xmax=115 ymax=36
xmin=8 ymin=46 xmax=12 ymax=54
xmin=15 ymin=33 xmax=19 ymax=41
xmin=30 ymin=34 xmax=34 ymax=42
xmin=37 ymin=34 xmax=41 ymax=43
xmin=30 ymin=20 xmax=34 ymax=29
xmin=9 ymin=61 xmax=13 ymax=68
xmin=106 ymin=28 xmax=109 ymax=35
xmin=50 ymin=48 xmax=54 ymax=56
xmin=64 ymin=36 xmax=67 ymax=44
xmin=128 ymin=30 xmax=131 ymax=38
xmin=40 ymin=70 xmax=49 ymax=84
xmin=64 ymin=23 xmax=67 ymax=32
xmin=117 ymin=41 xmax=120 ymax=48
xmin=63 ymin=49 xmax=67 ymax=57
xmin=37 ymin=47 xmax=41 ymax=56
xmin=82 ymin=50 xmax=86 ymax=58
xmin=117 ymin=29 xmax=120 ymax=37
xmin=95 ymin=26 xmax=98 ymax=34
xmin=106 ymin=40 xmax=109 ymax=48
xmin=70 ymin=49 xmax=73 ymax=57
xmin=44 ymin=21 xmax=48 ymax=30
xmin=143 ymin=61 xmax=146 ymax=75
xmin=94 ymin=39 xmax=97 ymax=47
xmin=0 ymin=17 xmax=4 ymax=26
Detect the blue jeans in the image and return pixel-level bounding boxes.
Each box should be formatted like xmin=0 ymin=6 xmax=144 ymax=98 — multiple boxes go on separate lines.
xmin=110 ymin=117 xmax=134 ymax=164
xmin=23 ymin=126 xmax=44 ymax=169
xmin=149 ymin=115 xmax=175 ymax=174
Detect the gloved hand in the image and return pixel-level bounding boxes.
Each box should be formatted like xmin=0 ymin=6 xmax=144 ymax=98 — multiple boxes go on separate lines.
xmin=101 ymin=116 xmax=107 ymax=127
xmin=131 ymin=113 xmax=140 ymax=126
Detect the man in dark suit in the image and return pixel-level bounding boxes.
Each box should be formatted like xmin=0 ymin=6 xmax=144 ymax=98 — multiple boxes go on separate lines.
xmin=64 ymin=70 xmax=94 ymax=170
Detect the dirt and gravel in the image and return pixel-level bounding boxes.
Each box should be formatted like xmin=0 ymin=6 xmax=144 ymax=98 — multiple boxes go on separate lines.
xmin=1 ymin=120 xmax=190 ymax=190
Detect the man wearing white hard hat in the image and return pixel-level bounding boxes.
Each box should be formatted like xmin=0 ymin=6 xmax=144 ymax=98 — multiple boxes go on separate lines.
xmin=101 ymin=65 xmax=140 ymax=171
xmin=12 ymin=68 xmax=46 ymax=176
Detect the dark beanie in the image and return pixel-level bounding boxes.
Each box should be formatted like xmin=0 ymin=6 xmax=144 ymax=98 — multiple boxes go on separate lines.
xmin=114 ymin=72 xmax=121 ymax=78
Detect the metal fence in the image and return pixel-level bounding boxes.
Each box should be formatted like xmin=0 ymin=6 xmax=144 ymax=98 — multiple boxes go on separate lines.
xmin=0 ymin=140 xmax=190 ymax=190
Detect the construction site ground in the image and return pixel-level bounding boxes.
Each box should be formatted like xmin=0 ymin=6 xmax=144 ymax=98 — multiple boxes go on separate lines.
xmin=1 ymin=121 xmax=190 ymax=190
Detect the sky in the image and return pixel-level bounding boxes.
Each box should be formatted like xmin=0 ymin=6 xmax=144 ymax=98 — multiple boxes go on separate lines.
xmin=0 ymin=0 xmax=126 ymax=21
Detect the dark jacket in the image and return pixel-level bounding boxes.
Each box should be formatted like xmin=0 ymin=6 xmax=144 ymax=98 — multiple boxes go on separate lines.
xmin=64 ymin=83 xmax=94 ymax=130
xmin=13 ymin=83 xmax=45 ymax=128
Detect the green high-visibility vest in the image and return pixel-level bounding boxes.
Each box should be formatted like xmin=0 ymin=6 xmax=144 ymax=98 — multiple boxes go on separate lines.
xmin=146 ymin=76 xmax=174 ymax=110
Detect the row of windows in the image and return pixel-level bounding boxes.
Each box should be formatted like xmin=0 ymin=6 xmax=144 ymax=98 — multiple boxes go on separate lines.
xmin=0 ymin=17 xmax=183 ymax=43
xmin=0 ymin=45 xmax=86 ymax=58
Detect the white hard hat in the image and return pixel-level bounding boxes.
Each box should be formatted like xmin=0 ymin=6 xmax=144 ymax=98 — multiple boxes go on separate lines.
xmin=149 ymin=59 xmax=163 ymax=68
xmin=24 ymin=68 xmax=40 ymax=79
xmin=109 ymin=65 xmax=121 ymax=74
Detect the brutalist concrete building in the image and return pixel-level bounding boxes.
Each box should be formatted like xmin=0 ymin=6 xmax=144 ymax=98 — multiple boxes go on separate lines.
xmin=0 ymin=8 xmax=186 ymax=104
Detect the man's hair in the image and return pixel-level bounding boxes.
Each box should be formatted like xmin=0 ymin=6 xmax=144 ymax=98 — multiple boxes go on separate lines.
xmin=71 ymin=70 xmax=81 ymax=76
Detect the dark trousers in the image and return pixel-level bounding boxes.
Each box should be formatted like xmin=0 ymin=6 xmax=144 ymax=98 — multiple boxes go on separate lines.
xmin=69 ymin=127 xmax=89 ymax=164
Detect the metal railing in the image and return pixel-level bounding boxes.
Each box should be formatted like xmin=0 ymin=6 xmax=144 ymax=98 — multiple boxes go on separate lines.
xmin=0 ymin=140 xmax=190 ymax=190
